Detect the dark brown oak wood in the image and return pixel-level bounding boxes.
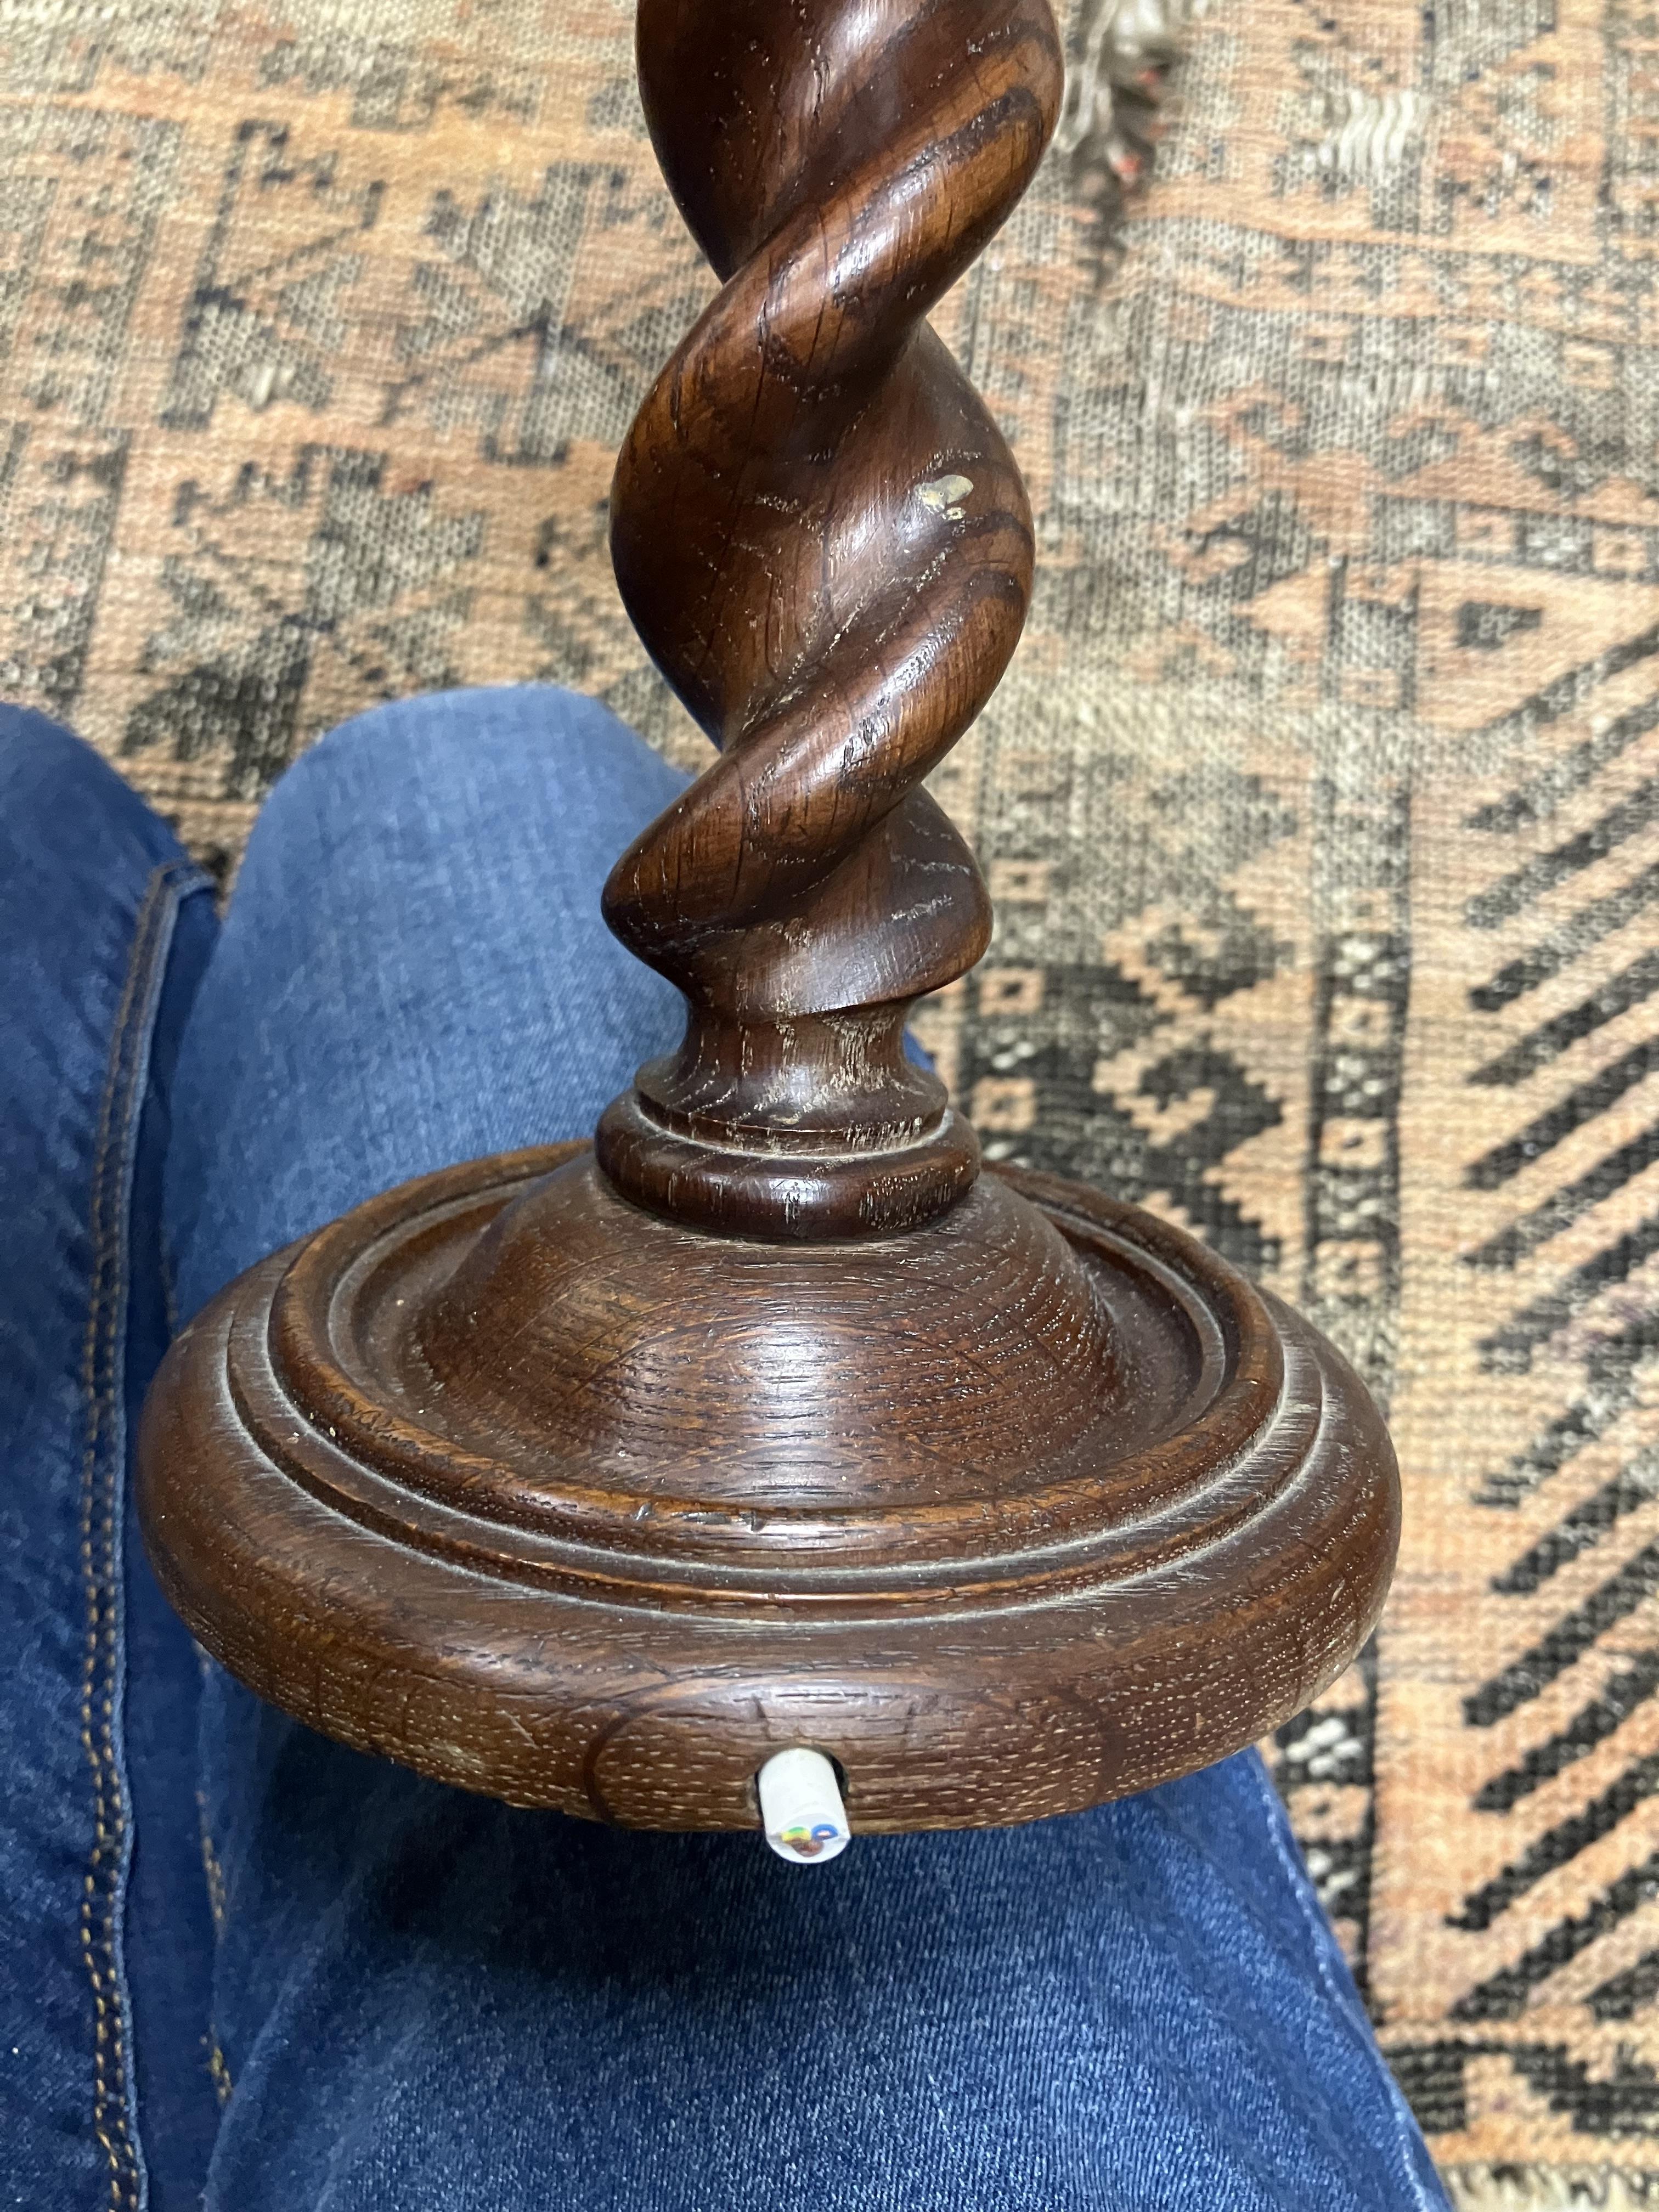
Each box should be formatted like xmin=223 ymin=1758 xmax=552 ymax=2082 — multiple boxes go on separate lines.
xmin=141 ymin=1147 xmax=1396 ymax=1827
xmin=137 ymin=0 xmax=1401 ymax=1834
xmin=597 ymin=0 xmax=1062 ymax=1237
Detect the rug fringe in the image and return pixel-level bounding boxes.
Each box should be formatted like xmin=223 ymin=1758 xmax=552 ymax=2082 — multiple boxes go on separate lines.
xmin=1055 ymin=0 xmax=1200 ymax=257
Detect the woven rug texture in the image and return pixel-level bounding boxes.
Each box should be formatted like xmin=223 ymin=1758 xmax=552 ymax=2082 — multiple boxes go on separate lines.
xmin=5 ymin=0 xmax=1659 ymax=2198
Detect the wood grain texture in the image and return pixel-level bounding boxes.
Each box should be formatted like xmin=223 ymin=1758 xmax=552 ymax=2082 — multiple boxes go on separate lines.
xmin=136 ymin=0 xmax=1401 ymax=1834
xmin=595 ymin=0 xmax=1064 ymax=1237
xmin=140 ymin=1147 xmax=1398 ymax=1828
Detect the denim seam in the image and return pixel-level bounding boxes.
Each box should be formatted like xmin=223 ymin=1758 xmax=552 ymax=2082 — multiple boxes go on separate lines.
xmin=195 ymin=1786 xmax=228 ymax=1938
xmin=78 ymin=857 xmax=211 ymax=2212
xmin=195 ymin=1782 xmax=234 ymax=2107
xmin=1247 ymin=1753 xmax=1440 ymax=2210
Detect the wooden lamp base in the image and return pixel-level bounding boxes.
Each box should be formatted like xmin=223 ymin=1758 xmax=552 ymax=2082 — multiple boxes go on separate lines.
xmin=138 ymin=1147 xmax=1396 ymax=1831
xmin=138 ymin=0 xmax=1401 ymax=1842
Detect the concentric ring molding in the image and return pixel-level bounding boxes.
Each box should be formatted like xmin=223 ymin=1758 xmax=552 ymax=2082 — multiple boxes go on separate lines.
xmin=138 ymin=1147 xmax=1398 ymax=1832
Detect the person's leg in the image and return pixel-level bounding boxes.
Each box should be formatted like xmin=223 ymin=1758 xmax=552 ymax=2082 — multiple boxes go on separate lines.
xmin=167 ymin=684 xmax=1448 ymax=2212
xmin=0 ymin=709 xmax=222 ymax=2212
xmin=164 ymin=685 xmax=687 ymax=1295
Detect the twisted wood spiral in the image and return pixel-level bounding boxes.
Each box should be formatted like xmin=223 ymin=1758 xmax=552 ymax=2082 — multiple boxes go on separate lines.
xmin=597 ymin=0 xmax=1065 ymax=1238
xmin=136 ymin=0 xmax=1402 ymax=1837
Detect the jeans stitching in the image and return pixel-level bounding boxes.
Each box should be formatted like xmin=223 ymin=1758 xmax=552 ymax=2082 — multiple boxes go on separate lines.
xmin=195 ymin=1787 xmax=228 ymax=1937
xmin=78 ymin=859 xmax=207 ymax=2211
xmin=195 ymin=1782 xmax=235 ymax=2107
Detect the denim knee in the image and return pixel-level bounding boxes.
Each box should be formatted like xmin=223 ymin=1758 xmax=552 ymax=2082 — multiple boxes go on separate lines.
xmin=246 ymin=685 xmax=687 ymax=870
xmin=164 ymin=682 xmax=690 ymax=1315
xmin=1 ymin=698 xmax=78 ymax=765
xmin=2 ymin=704 xmax=167 ymax=859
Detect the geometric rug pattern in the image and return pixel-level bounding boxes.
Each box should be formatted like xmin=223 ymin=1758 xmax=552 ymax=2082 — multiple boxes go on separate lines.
xmin=5 ymin=0 xmax=1659 ymax=2197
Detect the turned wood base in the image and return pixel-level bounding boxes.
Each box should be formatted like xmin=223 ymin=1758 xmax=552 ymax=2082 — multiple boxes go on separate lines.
xmin=133 ymin=3 xmax=1397 ymax=1844
xmin=137 ymin=1146 xmax=1397 ymax=1832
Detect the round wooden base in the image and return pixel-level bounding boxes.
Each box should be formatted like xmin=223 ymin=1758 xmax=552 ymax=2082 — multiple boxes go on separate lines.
xmin=137 ymin=1146 xmax=1397 ymax=1832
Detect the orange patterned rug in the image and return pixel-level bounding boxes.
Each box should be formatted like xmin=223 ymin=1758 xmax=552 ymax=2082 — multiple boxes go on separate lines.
xmin=5 ymin=0 xmax=1659 ymax=2198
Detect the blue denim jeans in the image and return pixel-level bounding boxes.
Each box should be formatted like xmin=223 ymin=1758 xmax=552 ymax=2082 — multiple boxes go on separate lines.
xmin=1 ymin=687 xmax=1449 ymax=2210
